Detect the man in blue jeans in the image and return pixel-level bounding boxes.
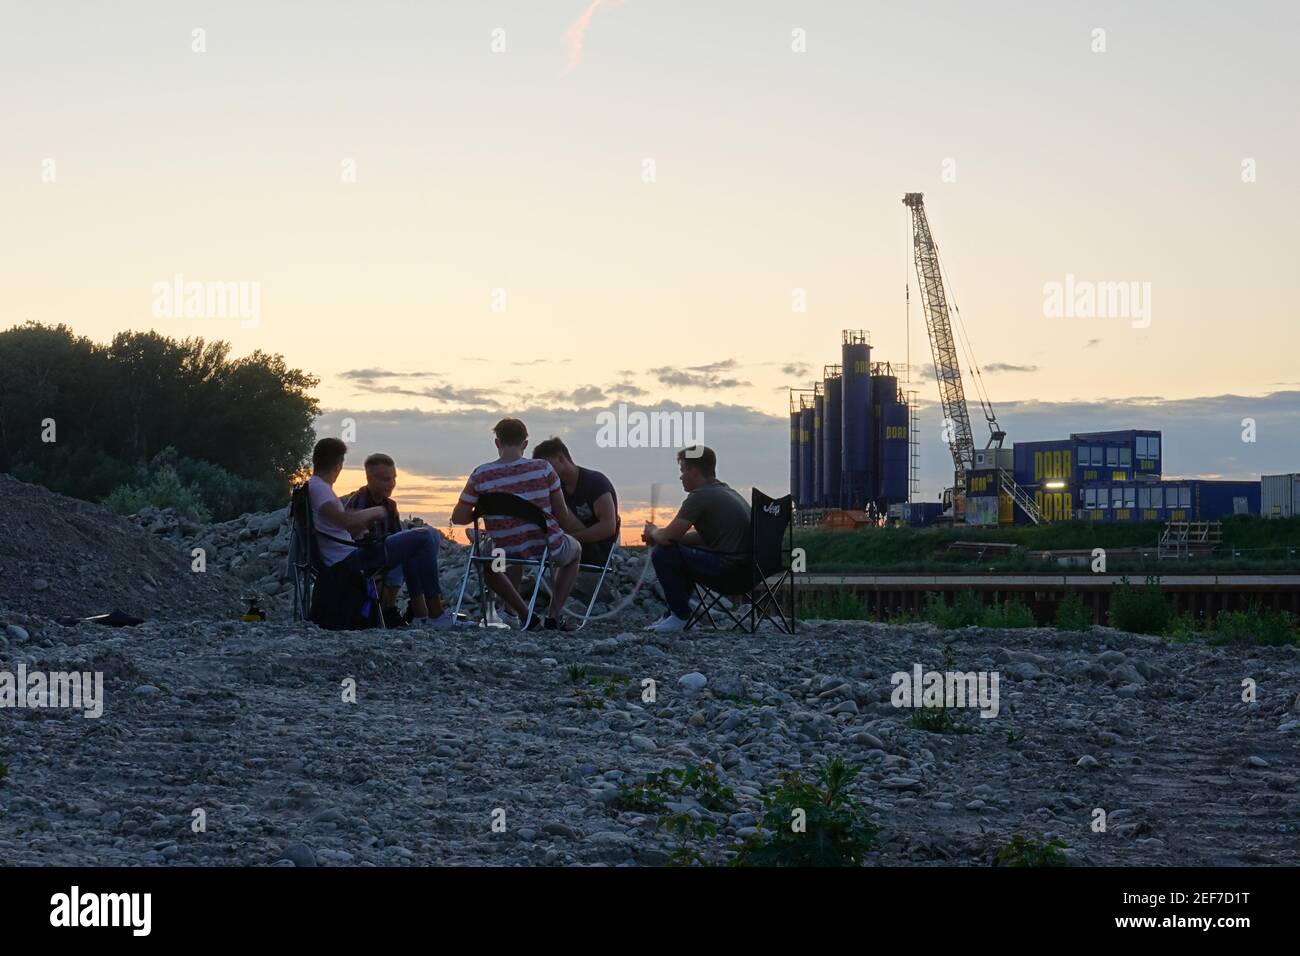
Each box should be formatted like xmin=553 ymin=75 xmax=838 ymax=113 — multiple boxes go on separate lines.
xmin=307 ymin=437 xmax=454 ymax=629
xmin=642 ymin=445 xmax=751 ymax=632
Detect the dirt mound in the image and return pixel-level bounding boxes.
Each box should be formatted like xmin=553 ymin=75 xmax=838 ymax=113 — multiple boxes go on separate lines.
xmin=0 ymin=473 xmax=245 ymax=621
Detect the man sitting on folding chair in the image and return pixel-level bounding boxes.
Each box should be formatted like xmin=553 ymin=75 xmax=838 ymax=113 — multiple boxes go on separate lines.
xmin=307 ymin=437 xmax=455 ymax=629
xmin=531 ymin=437 xmax=622 ymax=627
xmin=642 ymin=445 xmax=751 ymax=632
xmin=451 ymin=418 xmax=583 ymax=630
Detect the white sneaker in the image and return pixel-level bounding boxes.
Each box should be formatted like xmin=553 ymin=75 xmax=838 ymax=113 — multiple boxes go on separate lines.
xmin=644 ymin=613 xmax=672 ymax=632
xmin=648 ymin=613 xmax=690 ymax=633
xmin=419 ymin=611 xmax=458 ymax=630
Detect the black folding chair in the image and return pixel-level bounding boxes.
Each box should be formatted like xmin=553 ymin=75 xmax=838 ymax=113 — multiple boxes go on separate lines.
xmin=288 ymin=481 xmax=390 ymax=628
xmin=452 ymin=492 xmax=552 ymax=629
xmin=684 ymin=488 xmax=796 ymax=634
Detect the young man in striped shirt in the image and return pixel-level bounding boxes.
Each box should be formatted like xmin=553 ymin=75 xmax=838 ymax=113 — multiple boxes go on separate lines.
xmin=451 ymin=418 xmax=583 ymax=629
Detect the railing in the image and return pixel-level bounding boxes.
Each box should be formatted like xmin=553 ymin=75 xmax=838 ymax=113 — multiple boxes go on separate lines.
xmin=997 ymin=467 xmax=1046 ymax=525
xmin=1159 ymin=520 xmax=1223 ymax=560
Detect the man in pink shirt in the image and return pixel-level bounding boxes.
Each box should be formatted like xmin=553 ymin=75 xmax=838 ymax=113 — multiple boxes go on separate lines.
xmin=452 ymin=418 xmax=583 ymax=630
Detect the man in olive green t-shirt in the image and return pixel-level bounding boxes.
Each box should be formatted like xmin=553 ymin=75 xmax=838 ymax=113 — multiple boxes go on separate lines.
xmin=641 ymin=445 xmax=751 ymax=631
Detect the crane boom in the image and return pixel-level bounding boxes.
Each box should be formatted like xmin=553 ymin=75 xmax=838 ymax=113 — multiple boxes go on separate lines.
xmin=903 ymin=192 xmax=1045 ymax=525
xmin=903 ymin=192 xmax=975 ymax=492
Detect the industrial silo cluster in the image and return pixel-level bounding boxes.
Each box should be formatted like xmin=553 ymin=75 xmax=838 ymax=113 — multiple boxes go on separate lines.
xmin=790 ymin=330 xmax=911 ymax=513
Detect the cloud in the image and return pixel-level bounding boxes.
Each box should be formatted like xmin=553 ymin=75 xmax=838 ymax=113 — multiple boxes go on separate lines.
xmin=339 ymin=368 xmax=438 ymax=381
xmin=563 ymin=0 xmax=624 ymax=74
xmin=650 ymin=359 xmax=751 ymax=390
xmin=781 ymin=363 xmax=811 ymax=377
xmin=983 ymin=363 xmax=1038 ymax=374
xmin=538 ymin=385 xmax=607 ymax=406
xmin=1084 ymin=339 xmax=1101 ymax=349
xmin=348 ymin=383 xmax=504 ymax=409
xmin=608 ymin=381 xmax=648 ymax=398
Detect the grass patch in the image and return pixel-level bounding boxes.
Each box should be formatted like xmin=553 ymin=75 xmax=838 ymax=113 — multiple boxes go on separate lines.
xmin=995 ymin=834 xmax=1070 ymax=867
xmin=922 ymin=591 xmax=1035 ymax=629
xmin=732 ymin=757 xmax=878 ymax=867
xmin=1164 ymin=604 xmax=1299 ymax=647
xmin=801 ymin=591 xmax=870 ymax=621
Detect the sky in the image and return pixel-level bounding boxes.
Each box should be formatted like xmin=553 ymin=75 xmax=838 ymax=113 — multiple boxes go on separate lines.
xmin=4 ymin=0 xmax=1298 ymax=526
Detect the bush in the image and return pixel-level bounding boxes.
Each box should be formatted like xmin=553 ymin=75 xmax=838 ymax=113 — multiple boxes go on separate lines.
xmin=1054 ymin=592 xmax=1093 ymax=631
xmin=104 ymin=465 xmax=211 ymax=522
xmin=995 ymin=834 xmax=1069 ymax=867
xmin=1210 ymin=606 xmax=1299 ymax=647
xmin=980 ymin=600 xmax=1036 ymax=629
xmin=1163 ymin=611 xmax=1202 ymax=644
xmin=924 ymin=592 xmax=1035 ymax=629
xmin=925 ymin=591 xmax=984 ymax=629
xmin=1108 ymin=576 xmax=1171 ymax=635
xmin=802 ymin=591 xmax=868 ymax=621
xmin=732 ymin=757 xmax=878 ymax=867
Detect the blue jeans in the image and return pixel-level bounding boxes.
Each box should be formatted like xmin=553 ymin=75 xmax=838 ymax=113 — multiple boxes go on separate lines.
xmin=651 ymin=543 xmax=746 ymax=619
xmin=339 ymin=529 xmax=440 ymax=601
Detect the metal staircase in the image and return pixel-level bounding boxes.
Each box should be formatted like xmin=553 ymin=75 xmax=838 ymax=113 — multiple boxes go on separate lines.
xmin=1158 ymin=520 xmax=1222 ymax=560
xmin=997 ymin=467 xmax=1047 ymax=525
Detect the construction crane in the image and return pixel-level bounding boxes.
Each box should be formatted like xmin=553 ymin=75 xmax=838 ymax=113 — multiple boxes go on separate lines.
xmin=902 ymin=192 xmax=1044 ymax=524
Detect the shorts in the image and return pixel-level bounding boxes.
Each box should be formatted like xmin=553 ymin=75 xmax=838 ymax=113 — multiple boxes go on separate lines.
xmin=551 ymin=533 xmax=581 ymax=567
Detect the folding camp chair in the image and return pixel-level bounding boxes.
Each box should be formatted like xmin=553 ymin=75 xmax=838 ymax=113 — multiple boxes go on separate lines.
xmin=683 ymin=488 xmax=796 ymax=634
xmin=288 ymin=481 xmax=390 ymax=628
xmin=535 ymin=528 xmax=621 ymax=630
xmin=452 ymin=492 xmax=552 ymax=629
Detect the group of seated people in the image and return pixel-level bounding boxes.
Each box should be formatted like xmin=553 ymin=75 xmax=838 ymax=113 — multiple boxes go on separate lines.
xmin=304 ymin=417 xmax=752 ymax=632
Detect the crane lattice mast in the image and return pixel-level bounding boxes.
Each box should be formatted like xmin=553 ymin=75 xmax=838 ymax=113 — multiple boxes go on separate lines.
xmin=903 ymin=192 xmax=976 ymax=493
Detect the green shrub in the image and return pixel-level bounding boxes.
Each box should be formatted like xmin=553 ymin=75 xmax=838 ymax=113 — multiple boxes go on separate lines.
xmin=1108 ymin=576 xmax=1171 ymax=635
xmin=1210 ymin=606 xmax=1299 ymax=647
xmin=1053 ymin=592 xmax=1092 ymax=631
xmin=104 ymin=465 xmax=211 ymax=522
xmin=1163 ymin=611 xmax=1202 ymax=644
xmin=925 ymin=591 xmax=985 ymax=629
xmin=802 ymin=592 xmax=868 ymax=621
xmin=924 ymin=592 xmax=1035 ymax=629
xmin=980 ymin=600 xmax=1036 ymax=629
xmin=995 ymin=834 xmax=1069 ymax=867
xmin=732 ymin=757 xmax=878 ymax=867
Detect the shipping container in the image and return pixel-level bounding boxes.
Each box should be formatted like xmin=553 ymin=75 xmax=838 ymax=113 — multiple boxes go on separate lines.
xmin=1012 ymin=439 xmax=1074 ymax=486
xmin=1262 ymin=473 xmax=1300 ymax=518
xmin=1070 ymin=429 xmax=1161 ymax=480
xmin=1076 ymin=479 xmax=1256 ymax=523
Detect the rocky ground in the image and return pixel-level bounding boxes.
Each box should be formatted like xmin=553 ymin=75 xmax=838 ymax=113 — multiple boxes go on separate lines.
xmin=0 ymin=475 xmax=244 ymax=621
xmin=2 ymin=610 xmax=1297 ymax=867
xmin=2 ymin=478 xmax=1297 ymax=866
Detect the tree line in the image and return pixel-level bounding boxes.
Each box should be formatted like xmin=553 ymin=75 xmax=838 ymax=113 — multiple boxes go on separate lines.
xmin=0 ymin=322 xmax=319 ymax=520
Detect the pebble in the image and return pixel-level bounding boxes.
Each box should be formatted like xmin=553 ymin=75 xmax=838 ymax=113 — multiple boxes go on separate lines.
xmin=1076 ymin=755 xmax=1100 ymax=770
xmin=279 ymin=843 xmax=317 ymax=867
xmin=678 ymin=673 xmax=707 ymax=691
xmin=4 ymin=624 xmax=29 ymax=642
